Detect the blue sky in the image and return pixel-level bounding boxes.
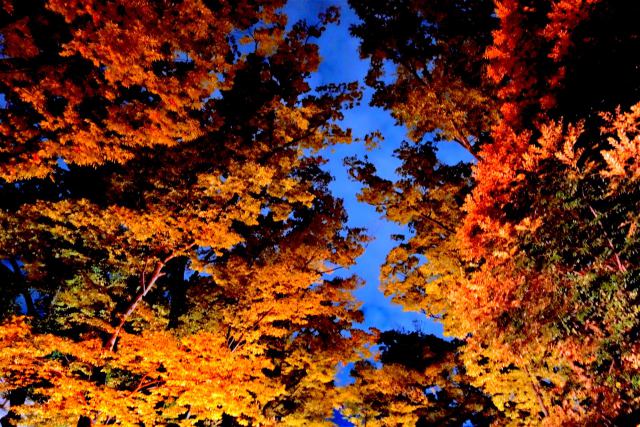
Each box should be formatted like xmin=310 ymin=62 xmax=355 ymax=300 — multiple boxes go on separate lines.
xmin=280 ymin=5 xmax=476 ymax=423
xmin=283 ymin=0 xmax=459 ymax=336
xmin=281 ymin=4 xmax=457 ymax=424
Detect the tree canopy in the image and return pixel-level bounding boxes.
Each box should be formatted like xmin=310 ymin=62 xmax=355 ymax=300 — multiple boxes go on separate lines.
xmin=0 ymin=1 xmax=372 ymax=425
xmin=2 ymin=0 xmax=639 ymax=425
xmin=348 ymin=0 xmax=640 ymax=423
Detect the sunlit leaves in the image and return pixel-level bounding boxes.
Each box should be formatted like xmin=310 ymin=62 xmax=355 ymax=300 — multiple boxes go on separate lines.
xmin=0 ymin=2 xmax=374 ymax=425
xmin=350 ymin=0 xmax=640 ymax=423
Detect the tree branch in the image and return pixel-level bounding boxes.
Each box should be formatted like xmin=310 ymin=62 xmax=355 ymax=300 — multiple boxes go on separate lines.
xmin=105 ymin=243 xmax=195 ymax=351
xmin=399 ymin=59 xmax=480 ymax=160
xmin=9 ymin=258 xmax=36 ymax=316
xmin=588 ymin=205 xmax=627 ymax=273
xmin=419 ymin=212 xmax=455 ymax=235
xmin=523 ymin=364 xmax=550 ymax=418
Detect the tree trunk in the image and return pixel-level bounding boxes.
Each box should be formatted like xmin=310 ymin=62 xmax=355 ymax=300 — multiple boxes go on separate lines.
xmin=9 ymin=259 xmax=36 ymax=316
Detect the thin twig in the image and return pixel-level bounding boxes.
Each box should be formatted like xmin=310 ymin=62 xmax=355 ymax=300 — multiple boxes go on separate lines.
xmin=588 ymin=205 xmax=627 ymax=273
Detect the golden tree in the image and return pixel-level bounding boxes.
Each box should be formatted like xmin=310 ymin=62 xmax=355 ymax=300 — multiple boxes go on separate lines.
xmin=0 ymin=3 xmax=375 ymax=425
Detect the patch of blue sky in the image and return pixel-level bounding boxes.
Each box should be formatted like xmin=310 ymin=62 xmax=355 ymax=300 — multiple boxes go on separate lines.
xmin=56 ymin=157 xmax=70 ymax=171
xmin=284 ymin=0 xmax=448 ymax=337
xmin=331 ymin=409 xmax=355 ymax=427
xmin=334 ymin=362 xmax=356 ymax=387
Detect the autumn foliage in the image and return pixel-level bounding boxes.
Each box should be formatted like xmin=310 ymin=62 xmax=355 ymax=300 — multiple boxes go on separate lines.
xmin=349 ymin=0 xmax=640 ymax=424
xmin=2 ymin=0 xmax=640 ymax=425
xmin=0 ymin=1 xmax=373 ymax=425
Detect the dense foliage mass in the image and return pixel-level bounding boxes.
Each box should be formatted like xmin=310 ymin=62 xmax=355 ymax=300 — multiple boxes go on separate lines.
xmin=348 ymin=0 xmax=640 ymax=424
xmin=0 ymin=1 xmax=373 ymax=425
xmin=340 ymin=331 xmax=500 ymax=426
xmin=1 ymin=0 xmax=639 ymax=425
